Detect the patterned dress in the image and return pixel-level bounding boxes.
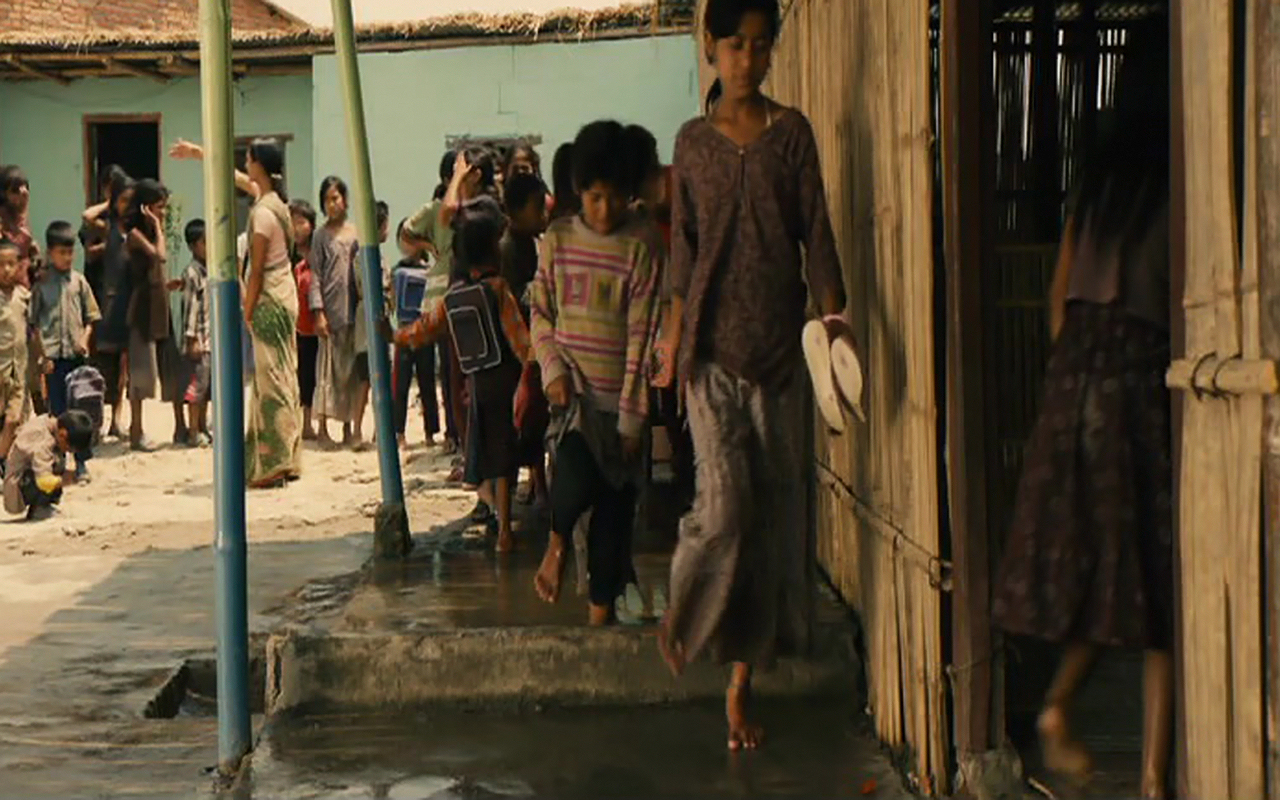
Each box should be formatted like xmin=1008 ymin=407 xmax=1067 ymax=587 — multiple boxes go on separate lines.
xmin=244 ymin=192 xmax=302 ymax=485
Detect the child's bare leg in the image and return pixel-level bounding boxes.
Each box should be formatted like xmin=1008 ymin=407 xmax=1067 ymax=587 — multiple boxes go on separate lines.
xmin=351 ymin=384 xmax=369 ymax=446
xmin=129 ymin=396 xmax=147 ymax=447
xmin=727 ymin=663 xmax=762 ymax=750
xmin=172 ymin=400 xmax=188 ymax=443
xmin=494 ymin=475 xmax=513 ymax=553
xmin=106 ymin=403 xmax=121 ymax=438
xmin=0 ymin=419 xmax=18 ymax=464
xmin=317 ymin=414 xmax=334 ymax=445
xmin=302 ymin=406 xmax=316 ymax=440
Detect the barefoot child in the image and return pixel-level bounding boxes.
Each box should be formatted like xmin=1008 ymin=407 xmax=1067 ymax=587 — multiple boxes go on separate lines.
xmin=394 ymin=196 xmax=529 ymax=553
xmin=529 ymin=120 xmax=661 ymax=626
xmin=655 ymin=0 xmax=848 ymax=751
xmin=179 ymin=220 xmax=211 ymax=445
xmin=31 ymin=222 xmax=100 ymax=418
xmin=0 ymin=242 xmax=33 ymax=466
xmin=289 ymin=200 xmax=319 ymax=441
xmin=307 ymin=177 xmax=360 ymax=449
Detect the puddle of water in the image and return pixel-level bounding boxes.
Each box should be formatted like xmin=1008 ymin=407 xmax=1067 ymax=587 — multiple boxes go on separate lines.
xmin=281 ymin=535 xmax=672 ymax=633
xmin=241 ymin=699 xmax=906 ymax=800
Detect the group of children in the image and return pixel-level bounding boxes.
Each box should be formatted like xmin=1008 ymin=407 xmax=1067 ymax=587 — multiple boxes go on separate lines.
xmin=387 ymin=123 xmax=668 ymax=627
xmin=0 ymin=160 xmax=215 ymax=519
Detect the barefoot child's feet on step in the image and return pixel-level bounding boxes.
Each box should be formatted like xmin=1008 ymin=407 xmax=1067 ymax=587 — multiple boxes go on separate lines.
xmin=534 ymin=534 xmax=567 ymax=603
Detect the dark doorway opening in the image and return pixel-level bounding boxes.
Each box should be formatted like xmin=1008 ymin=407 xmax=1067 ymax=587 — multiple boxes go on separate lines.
xmin=83 ymin=115 xmax=161 ymax=204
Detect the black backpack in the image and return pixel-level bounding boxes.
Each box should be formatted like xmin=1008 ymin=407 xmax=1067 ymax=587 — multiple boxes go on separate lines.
xmin=444 ymin=280 xmax=504 ymax=376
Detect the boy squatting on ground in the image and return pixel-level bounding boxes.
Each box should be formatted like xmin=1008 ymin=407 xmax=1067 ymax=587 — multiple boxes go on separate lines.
xmin=4 ymin=410 xmax=95 ymax=520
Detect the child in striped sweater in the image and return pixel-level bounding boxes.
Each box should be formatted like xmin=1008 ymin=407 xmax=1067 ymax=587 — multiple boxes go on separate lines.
xmin=530 ymin=120 xmax=662 ymax=626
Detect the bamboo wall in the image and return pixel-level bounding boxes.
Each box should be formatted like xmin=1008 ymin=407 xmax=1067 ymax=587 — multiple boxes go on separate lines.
xmin=760 ymin=0 xmax=948 ymax=792
xmin=1176 ymin=1 xmax=1267 ymax=796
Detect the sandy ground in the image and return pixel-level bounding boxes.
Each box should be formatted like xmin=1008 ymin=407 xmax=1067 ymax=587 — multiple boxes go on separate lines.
xmin=0 ymin=397 xmax=477 ymax=662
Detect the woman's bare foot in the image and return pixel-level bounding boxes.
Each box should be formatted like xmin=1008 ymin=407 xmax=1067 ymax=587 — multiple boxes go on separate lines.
xmin=656 ymin=620 xmax=687 ymax=677
xmin=726 ymin=675 xmax=763 ymax=751
xmin=1139 ymin=781 xmax=1168 ymax=800
xmin=534 ymin=537 xmax=566 ymax=603
xmin=302 ymin=427 xmax=318 ymax=441
xmin=1038 ymin=704 xmax=1092 ymax=784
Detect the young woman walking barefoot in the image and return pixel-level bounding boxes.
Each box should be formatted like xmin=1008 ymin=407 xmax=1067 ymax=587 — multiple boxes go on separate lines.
xmin=991 ymin=18 xmax=1173 ymax=799
xmin=655 ymin=0 xmax=847 ymax=751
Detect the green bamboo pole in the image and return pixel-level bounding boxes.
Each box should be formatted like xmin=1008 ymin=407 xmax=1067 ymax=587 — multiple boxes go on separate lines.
xmin=198 ymin=0 xmax=251 ymax=775
xmin=330 ymin=0 xmax=412 ymax=558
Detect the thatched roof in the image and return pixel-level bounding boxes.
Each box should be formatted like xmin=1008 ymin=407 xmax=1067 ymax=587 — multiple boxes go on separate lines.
xmin=0 ymin=0 xmax=306 ymax=50
xmin=0 ymin=1 xmax=691 ymax=52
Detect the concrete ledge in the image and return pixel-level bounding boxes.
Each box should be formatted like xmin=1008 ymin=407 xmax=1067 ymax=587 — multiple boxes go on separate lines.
xmin=265 ymin=623 xmax=859 ymax=715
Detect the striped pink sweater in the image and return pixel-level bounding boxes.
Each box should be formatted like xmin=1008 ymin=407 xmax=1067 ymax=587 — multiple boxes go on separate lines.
xmin=529 ymin=215 xmax=662 ymax=438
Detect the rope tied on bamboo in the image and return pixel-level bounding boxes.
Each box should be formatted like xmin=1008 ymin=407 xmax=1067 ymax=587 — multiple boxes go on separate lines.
xmin=1190 ymin=350 xmax=1218 ymax=401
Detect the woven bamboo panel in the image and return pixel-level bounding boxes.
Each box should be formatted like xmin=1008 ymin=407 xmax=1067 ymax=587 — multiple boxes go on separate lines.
xmin=761 ymin=0 xmax=947 ymax=792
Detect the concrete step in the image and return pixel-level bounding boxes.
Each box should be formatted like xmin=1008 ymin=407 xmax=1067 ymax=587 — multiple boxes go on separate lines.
xmin=265 ymin=617 xmax=859 ymax=714
xmin=261 ymin=528 xmax=862 ymax=716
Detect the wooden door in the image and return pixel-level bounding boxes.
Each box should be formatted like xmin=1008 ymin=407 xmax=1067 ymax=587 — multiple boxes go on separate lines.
xmin=1172 ymin=1 xmax=1280 ymax=797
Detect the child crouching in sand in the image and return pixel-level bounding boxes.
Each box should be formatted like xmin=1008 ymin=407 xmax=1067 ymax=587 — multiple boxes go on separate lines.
xmin=394 ymin=195 xmax=529 ymax=553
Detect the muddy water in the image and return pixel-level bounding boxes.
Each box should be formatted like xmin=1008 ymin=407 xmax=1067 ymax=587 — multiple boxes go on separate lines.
xmin=237 ymin=699 xmax=910 ymax=800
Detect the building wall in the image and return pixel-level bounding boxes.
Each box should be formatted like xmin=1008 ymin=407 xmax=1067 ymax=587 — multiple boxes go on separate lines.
xmin=311 ymin=34 xmax=698 ymax=262
xmin=0 ymin=73 xmax=314 ymax=270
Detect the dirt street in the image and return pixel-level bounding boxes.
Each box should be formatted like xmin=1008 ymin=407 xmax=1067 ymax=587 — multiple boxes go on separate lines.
xmin=0 ymin=398 xmax=474 ymax=663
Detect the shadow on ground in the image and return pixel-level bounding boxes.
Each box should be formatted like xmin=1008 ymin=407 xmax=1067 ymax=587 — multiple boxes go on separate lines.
xmin=0 ymin=527 xmax=370 ymax=799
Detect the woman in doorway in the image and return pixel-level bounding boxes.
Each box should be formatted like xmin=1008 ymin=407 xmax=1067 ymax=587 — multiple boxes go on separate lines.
xmin=122 ymin=178 xmax=172 ymax=451
xmin=654 ymin=0 xmax=847 ymax=751
xmin=84 ymin=170 xmax=135 ymax=440
xmin=991 ymin=19 xmax=1173 ymax=799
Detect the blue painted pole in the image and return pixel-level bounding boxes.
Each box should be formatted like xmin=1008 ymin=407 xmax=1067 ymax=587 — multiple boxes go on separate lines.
xmin=198 ymin=0 xmax=251 ymax=774
xmin=330 ymin=0 xmax=412 ymax=558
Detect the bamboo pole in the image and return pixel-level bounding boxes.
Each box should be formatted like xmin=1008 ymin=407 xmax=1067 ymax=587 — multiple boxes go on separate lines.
xmin=329 ymin=0 xmax=411 ymax=559
xmin=197 ymin=0 xmax=251 ymax=776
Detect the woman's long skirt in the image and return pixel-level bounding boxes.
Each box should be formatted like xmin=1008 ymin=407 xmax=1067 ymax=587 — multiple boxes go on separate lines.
xmin=993 ymin=302 xmax=1174 ymax=649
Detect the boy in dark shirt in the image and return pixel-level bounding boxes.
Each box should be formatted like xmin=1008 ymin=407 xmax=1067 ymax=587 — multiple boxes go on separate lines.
xmin=31 ymin=221 xmax=101 ymax=418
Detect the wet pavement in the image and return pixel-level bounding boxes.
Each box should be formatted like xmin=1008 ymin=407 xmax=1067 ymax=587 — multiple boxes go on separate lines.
xmin=0 ymin=484 xmax=891 ymax=799
xmin=235 ymin=699 xmax=910 ymax=799
xmin=0 ymin=522 xmax=371 ymax=799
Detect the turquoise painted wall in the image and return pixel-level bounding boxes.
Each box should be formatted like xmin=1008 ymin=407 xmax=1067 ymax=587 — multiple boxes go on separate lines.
xmin=311 ymin=34 xmax=698 ymax=263
xmin=0 ymin=74 xmax=314 ymax=271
